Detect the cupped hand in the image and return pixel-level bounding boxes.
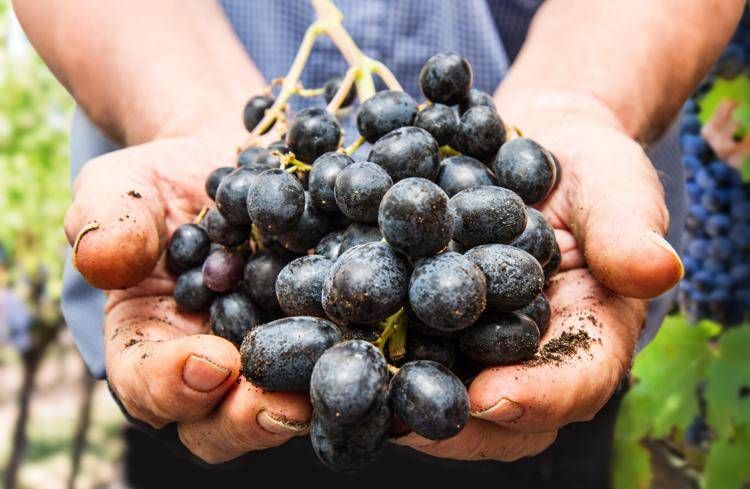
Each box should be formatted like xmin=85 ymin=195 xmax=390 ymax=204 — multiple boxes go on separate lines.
xmin=65 ymin=138 xmax=311 ymax=464
xmin=395 ymin=97 xmax=684 ymax=461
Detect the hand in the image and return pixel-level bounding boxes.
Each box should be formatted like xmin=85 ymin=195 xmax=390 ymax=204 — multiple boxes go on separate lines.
xmin=65 ymin=137 xmax=311 ymax=463
xmin=395 ymin=94 xmax=684 ymax=460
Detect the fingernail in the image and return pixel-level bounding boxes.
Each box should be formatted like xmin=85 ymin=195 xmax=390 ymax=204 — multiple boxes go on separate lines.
xmin=648 ymin=230 xmax=684 ymax=280
xmin=471 ymin=398 xmax=524 ymax=422
xmin=183 ymin=355 xmax=230 ymax=392
xmin=257 ymin=410 xmax=309 ymax=436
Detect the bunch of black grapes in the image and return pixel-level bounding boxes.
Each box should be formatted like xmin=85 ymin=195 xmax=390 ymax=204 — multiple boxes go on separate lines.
xmin=679 ymin=11 xmax=750 ymax=327
xmin=167 ymin=52 xmax=561 ymax=471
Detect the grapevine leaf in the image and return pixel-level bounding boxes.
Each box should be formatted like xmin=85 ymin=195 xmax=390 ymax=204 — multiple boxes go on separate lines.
xmin=699 ymin=76 xmax=750 ymax=137
xmin=742 ymin=156 xmax=750 ymax=183
xmin=612 ymin=394 xmax=652 ymax=489
xmin=703 ymin=427 xmax=750 ymax=489
xmin=705 ymin=325 xmax=750 ymax=439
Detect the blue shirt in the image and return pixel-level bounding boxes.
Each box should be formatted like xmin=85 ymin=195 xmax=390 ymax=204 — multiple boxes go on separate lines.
xmin=62 ymin=0 xmax=686 ymax=378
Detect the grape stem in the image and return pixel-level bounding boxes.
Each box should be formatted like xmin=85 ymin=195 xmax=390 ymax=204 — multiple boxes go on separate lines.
xmin=243 ymin=0 xmax=403 ymax=150
xmin=439 ymin=145 xmax=461 ymax=157
xmin=280 ymin=153 xmax=313 ymax=172
xmin=250 ymin=224 xmax=265 ymax=252
xmin=343 ymin=136 xmax=365 ymax=155
xmin=387 ymin=365 xmax=401 ymax=376
xmin=375 ymin=308 xmax=407 ymax=358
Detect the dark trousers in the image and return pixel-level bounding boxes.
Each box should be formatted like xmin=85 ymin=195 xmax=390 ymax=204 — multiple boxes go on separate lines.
xmin=123 ymin=387 xmax=625 ymax=489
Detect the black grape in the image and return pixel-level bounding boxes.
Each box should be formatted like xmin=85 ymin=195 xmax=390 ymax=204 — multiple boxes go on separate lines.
xmin=338 ymin=222 xmax=383 ymax=255
xmin=323 ymin=76 xmax=356 ymax=108
xmin=237 ymin=146 xmax=271 ymax=168
xmin=334 ymin=161 xmax=393 ymax=222
xmin=409 ymin=252 xmax=486 ymax=331
xmin=277 ymin=192 xmax=331 ymax=252
xmin=452 ymin=106 xmax=505 ymax=161
xmin=243 ymin=95 xmax=275 ymax=133
xmin=414 ymin=103 xmax=458 ymax=146
xmin=389 ymin=360 xmax=469 ymax=440
xmin=167 ymin=223 xmax=210 ymax=272
xmin=174 ymin=267 xmax=215 ymax=313
xmin=241 ymin=316 xmax=341 ymax=391
xmin=517 ymin=293 xmax=551 ymax=337
xmin=309 ymin=152 xmax=354 ymax=213
xmin=450 ymin=186 xmax=527 ymax=246
xmin=243 ymin=250 xmax=293 ymax=310
xmin=275 ymin=255 xmax=333 ymax=317
xmin=209 ymin=291 xmax=260 ymax=347
xmin=493 ymin=138 xmax=558 ymax=205
xmin=368 ymin=126 xmax=441 ymax=182
xmin=216 ymin=167 xmax=261 ymax=226
xmin=202 ymin=248 xmax=245 ymax=292
xmin=458 ymin=88 xmax=496 ymax=116
xmin=459 ymin=311 xmax=540 ymax=365
xmin=356 ymin=90 xmax=418 ymax=143
xmin=465 ymin=244 xmax=544 ymax=311
xmin=287 ymin=107 xmax=342 ymax=163
xmin=510 ymin=207 xmax=557 ymax=266
xmin=247 ymin=168 xmax=305 ymax=235
xmin=202 ymin=208 xmax=250 ymax=247
xmin=436 ymin=155 xmax=497 ymax=197
xmin=419 ymin=52 xmax=473 ymax=105
xmin=402 ymin=333 xmax=456 ymax=368
xmin=544 ymin=239 xmax=562 ymax=281
xmin=205 ymin=166 xmax=234 ymax=201
xmin=315 ymin=230 xmax=345 ymax=260
xmin=322 ymin=241 xmax=409 ymax=325
xmin=378 ymin=178 xmax=453 ymax=257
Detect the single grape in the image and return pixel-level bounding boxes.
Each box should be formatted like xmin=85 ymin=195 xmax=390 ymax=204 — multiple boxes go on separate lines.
xmin=340 ymin=325 xmax=381 ymax=342
xmin=458 ymin=88 xmax=496 ymax=116
xmin=310 ymin=401 xmax=390 ymax=472
xmin=322 ymin=241 xmax=409 ymax=325
xmin=517 ymin=293 xmax=551 ymax=337
xmin=243 ymin=95 xmax=275 ymax=133
xmin=334 ymin=161 xmax=393 ymax=222
xmin=268 ymin=139 xmax=290 ymax=153
xmin=202 ymin=208 xmax=250 ymax=247
xmin=436 ymin=155 xmax=497 ymax=197
xmin=493 ymin=138 xmax=558 ymax=205
xmin=459 ymin=311 xmax=540 ymax=365
xmin=275 ymin=255 xmax=333 ymax=317
xmin=237 ymin=146 xmax=270 ymax=167
xmin=205 ymin=166 xmax=234 ymax=201
xmin=308 ymin=152 xmax=354 ymax=213
xmin=453 ymin=106 xmax=505 ymax=161
xmin=202 ymin=248 xmax=245 ymax=293
xmin=277 ymin=192 xmax=331 ymax=252
xmin=409 ymin=252 xmax=486 ymax=331
xmin=174 ymin=267 xmax=215 ymax=312
xmin=419 ymin=52 xmax=473 ymax=105
xmin=378 ymin=178 xmax=453 ymax=257
xmin=356 ymin=90 xmax=418 ymax=143
xmin=465 ymin=244 xmax=544 ymax=311
xmin=209 ymin=291 xmax=260 ymax=346
xmin=408 ymin=313 xmax=455 ymax=337
xmin=510 ymin=207 xmax=556 ymax=266
xmin=216 ymin=167 xmax=262 ymax=225
xmin=315 ymin=230 xmax=345 ymax=260
xmin=310 ymin=340 xmax=388 ymax=425
xmin=450 ymin=186 xmax=527 ymax=246
xmin=241 ymin=316 xmax=341 ymax=391
xmin=167 ymin=224 xmax=210 ymax=272
xmin=247 ymin=168 xmax=305 ymax=235
xmin=402 ymin=333 xmax=456 ymax=368
xmin=323 ymin=76 xmax=356 ymax=108
xmin=389 ymin=360 xmax=469 ymax=440
xmin=414 ymin=103 xmax=458 ymax=146
xmin=287 ymin=107 xmax=342 ymax=163
xmin=367 ymin=126 xmax=440 ymax=182
xmin=243 ymin=250 xmax=293 ymax=310
xmin=338 ymin=222 xmax=383 ymax=255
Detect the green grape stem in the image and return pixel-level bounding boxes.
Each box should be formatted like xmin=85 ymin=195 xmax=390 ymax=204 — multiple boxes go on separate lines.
xmin=375 ymin=308 xmax=407 ymax=357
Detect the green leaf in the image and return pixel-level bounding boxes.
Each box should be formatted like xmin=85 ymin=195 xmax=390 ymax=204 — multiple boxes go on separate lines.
xmin=612 ymin=395 xmax=653 ymax=489
xmin=703 ymin=427 xmax=750 ymax=489
xmin=705 ymin=325 xmax=750 ymax=439
xmin=699 ymin=76 xmax=750 ymax=137
xmin=742 ymin=156 xmax=750 ymax=183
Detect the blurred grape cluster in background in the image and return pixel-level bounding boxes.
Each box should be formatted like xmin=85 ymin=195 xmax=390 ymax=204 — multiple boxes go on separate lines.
xmin=0 ymin=2 xmax=125 ymax=488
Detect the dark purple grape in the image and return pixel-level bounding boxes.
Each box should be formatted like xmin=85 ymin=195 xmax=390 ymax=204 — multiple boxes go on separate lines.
xmin=436 ymin=155 xmax=497 ymax=197
xmin=202 ymin=208 xmax=250 ymax=247
xmin=510 ymin=207 xmax=556 ymax=266
xmin=287 ymin=107 xmax=342 ymax=163
xmin=338 ymin=223 xmax=383 ymax=255
xmin=517 ymin=293 xmax=551 ymax=337
xmin=276 ymin=192 xmax=331 ymax=252
xmin=205 ymin=166 xmax=234 ymax=201
xmin=323 ymin=76 xmax=356 ymax=108
xmin=243 ymin=250 xmax=293 ymax=310
xmin=309 ymin=152 xmax=355 ymax=213
xmin=247 ymin=168 xmax=305 ymax=235
xmin=409 ymin=252 xmax=486 ymax=331
xmin=241 ymin=316 xmax=341 ymax=391
xmin=414 ymin=103 xmax=458 ymax=146
xmin=465 ymin=244 xmax=544 ymax=311
xmin=243 ymin=95 xmax=275 ymax=133
xmin=389 ymin=360 xmax=469 ymax=440
xmin=340 ymin=325 xmax=381 ymax=342
xmin=209 ymin=292 xmax=260 ymax=346
xmin=458 ymin=88 xmax=496 ymax=116
xmin=167 ymin=224 xmax=210 ymax=272
xmin=334 ymin=162 xmax=393 ymax=222
xmin=450 ymin=186 xmax=527 ymax=246
xmin=402 ymin=333 xmax=456 ymax=368
xmin=216 ymin=167 xmax=262 ymax=225
xmin=459 ymin=311 xmax=540 ymax=365
xmin=356 ymin=90 xmax=418 ymax=143
xmin=493 ymin=138 xmax=557 ymax=205
xmin=275 ymin=255 xmax=333 ymax=317
xmin=368 ymin=126 xmax=440 ymax=182
xmin=378 ymin=178 xmax=453 ymax=257
xmin=544 ymin=240 xmax=562 ymax=281
xmin=419 ymin=52 xmax=472 ymax=105
xmin=453 ymin=106 xmax=505 ymax=161
xmin=202 ymin=248 xmax=245 ymax=293
xmin=322 ymin=241 xmax=409 ymax=325
xmin=315 ymin=230 xmax=345 ymax=260
xmin=237 ymin=146 xmax=270 ymax=167
xmin=174 ymin=267 xmax=215 ymax=312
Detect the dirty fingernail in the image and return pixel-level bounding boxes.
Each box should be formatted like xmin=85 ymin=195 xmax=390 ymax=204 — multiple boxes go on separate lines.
xmin=257 ymin=410 xmax=309 ymax=436
xmin=183 ymin=355 xmax=230 ymax=392
xmin=471 ymin=397 xmax=524 ymax=422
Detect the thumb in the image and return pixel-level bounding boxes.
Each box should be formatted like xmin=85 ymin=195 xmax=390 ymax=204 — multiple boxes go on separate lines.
xmin=572 ymin=129 xmax=683 ymax=299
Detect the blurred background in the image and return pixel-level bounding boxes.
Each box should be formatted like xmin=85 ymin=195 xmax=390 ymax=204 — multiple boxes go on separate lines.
xmin=0 ymin=1 xmax=748 ymax=488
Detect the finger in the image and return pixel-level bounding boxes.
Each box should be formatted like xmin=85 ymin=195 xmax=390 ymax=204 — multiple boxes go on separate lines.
xmin=65 ymin=139 xmax=226 ymax=290
xmin=468 ymin=269 xmax=643 ymax=433
xmin=105 ymin=296 xmax=240 ymax=428
xmin=392 ymin=418 xmax=557 ymax=462
xmin=569 ymin=126 xmax=683 ymax=298
xmin=178 ymin=377 xmax=311 ymax=464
